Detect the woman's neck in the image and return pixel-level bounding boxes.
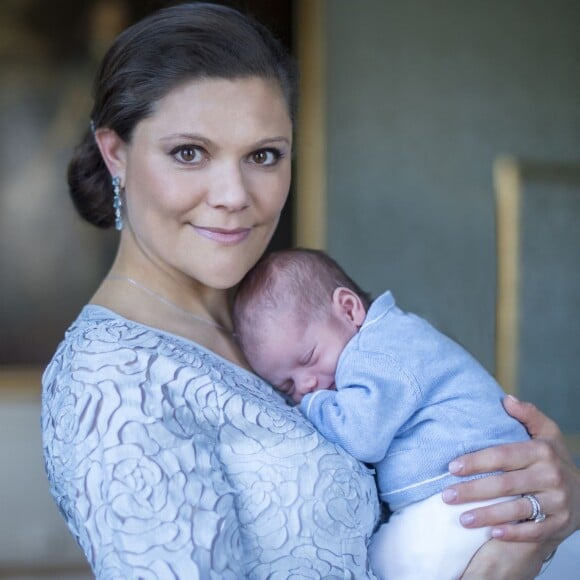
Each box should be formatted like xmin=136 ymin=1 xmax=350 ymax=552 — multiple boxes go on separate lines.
xmin=90 ymin=255 xmax=249 ymax=368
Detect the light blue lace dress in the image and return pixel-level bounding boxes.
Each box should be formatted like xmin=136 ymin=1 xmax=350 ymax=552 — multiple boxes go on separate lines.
xmin=42 ymin=306 xmax=381 ymax=579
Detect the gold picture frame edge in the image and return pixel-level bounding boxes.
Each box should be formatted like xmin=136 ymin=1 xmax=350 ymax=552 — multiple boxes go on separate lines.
xmin=0 ymin=367 xmax=44 ymax=395
xmin=494 ymin=156 xmax=521 ymax=394
xmin=294 ymin=0 xmax=327 ymax=250
xmin=494 ymin=155 xmax=580 ymax=451
xmin=494 ymin=156 xmax=580 ymax=394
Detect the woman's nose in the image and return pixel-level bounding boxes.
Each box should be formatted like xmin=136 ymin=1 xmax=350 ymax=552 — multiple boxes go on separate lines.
xmin=208 ymin=161 xmax=250 ymax=211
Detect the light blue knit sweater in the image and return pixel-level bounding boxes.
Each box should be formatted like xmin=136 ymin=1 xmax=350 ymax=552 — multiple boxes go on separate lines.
xmin=301 ymin=291 xmax=529 ymax=512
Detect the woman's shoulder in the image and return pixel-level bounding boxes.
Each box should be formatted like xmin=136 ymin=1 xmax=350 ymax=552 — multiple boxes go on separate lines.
xmin=45 ymin=304 xmax=260 ymax=385
xmin=42 ymin=304 xmax=289 ymax=426
xmin=41 ymin=302 xmax=297 ymax=487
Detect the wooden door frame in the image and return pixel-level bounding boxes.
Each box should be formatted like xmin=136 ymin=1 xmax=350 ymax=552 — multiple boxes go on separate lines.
xmin=294 ymin=0 xmax=327 ymax=250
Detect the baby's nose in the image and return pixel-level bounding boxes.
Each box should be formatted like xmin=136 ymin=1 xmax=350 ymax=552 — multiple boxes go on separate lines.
xmin=299 ymin=375 xmax=318 ymax=394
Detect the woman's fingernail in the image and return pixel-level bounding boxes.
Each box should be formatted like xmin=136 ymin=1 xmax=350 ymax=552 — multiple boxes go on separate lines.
xmin=449 ymin=460 xmax=463 ymax=474
xmin=460 ymin=513 xmax=475 ymax=526
xmin=442 ymin=489 xmax=457 ymax=503
xmin=506 ymin=394 xmax=520 ymax=402
xmin=491 ymin=528 xmax=505 ymax=538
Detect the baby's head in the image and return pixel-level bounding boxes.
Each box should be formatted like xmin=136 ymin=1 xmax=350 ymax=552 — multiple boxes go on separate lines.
xmin=233 ymin=248 xmax=372 ymax=403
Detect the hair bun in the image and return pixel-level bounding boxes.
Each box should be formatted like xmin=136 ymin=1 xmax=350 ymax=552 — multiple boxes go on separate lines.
xmin=68 ymin=131 xmax=114 ymax=229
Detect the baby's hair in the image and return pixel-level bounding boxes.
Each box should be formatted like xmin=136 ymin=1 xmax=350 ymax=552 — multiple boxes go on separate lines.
xmin=233 ymin=248 xmax=372 ymax=353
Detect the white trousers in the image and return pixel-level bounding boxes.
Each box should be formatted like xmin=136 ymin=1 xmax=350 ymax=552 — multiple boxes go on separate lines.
xmin=368 ymin=493 xmax=514 ymax=580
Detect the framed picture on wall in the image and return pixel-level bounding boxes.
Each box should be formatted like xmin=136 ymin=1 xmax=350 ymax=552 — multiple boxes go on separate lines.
xmin=0 ymin=0 xmax=124 ymax=390
xmin=494 ymin=156 xmax=580 ymax=461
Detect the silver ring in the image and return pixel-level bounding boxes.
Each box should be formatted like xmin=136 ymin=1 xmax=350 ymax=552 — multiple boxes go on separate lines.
xmin=523 ymin=494 xmax=546 ymax=523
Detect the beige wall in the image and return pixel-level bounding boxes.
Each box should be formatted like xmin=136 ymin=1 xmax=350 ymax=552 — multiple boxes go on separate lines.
xmin=0 ymin=389 xmax=90 ymax=576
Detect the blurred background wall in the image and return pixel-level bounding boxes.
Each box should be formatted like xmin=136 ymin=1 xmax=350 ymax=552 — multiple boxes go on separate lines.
xmin=323 ymin=0 xmax=580 ymax=460
xmin=323 ymin=0 xmax=580 ymax=464
xmin=0 ymin=0 xmax=578 ymax=576
xmin=326 ymin=0 xmax=580 ymax=372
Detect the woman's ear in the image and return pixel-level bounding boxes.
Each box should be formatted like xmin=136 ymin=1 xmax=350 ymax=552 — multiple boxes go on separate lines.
xmin=331 ymin=287 xmax=366 ymax=327
xmin=94 ymin=128 xmax=128 ymax=179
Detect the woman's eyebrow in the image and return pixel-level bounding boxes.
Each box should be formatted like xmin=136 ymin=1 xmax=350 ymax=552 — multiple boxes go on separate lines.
xmin=159 ymin=133 xmax=211 ymax=145
xmin=252 ymin=136 xmax=292 ymax=147
xmin=159 ymin=134 xmax=291 ymax=147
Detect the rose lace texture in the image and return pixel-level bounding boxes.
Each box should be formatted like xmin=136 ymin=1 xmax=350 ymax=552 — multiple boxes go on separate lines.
xmin=42 ymin=305 xmax=380 ymax=579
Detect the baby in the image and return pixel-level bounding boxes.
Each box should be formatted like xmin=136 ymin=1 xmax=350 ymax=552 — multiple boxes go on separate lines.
xmin=233 ymin=248 xmax=530 ymax=580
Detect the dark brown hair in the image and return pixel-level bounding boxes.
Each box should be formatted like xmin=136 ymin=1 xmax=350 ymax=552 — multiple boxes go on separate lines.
xmin=233 ymin=248 xmax=372 ymax=352
xmin=68 ymin=2 xmax=298 ymax=228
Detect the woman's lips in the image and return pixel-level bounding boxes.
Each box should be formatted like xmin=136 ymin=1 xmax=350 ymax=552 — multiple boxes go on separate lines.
xmin=193 ymin=226 xmax=251 ymax=245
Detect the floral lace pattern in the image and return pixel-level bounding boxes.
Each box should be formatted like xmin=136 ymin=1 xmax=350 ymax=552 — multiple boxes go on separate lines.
xmin=42 ymin=306 xmax=380 ymax=579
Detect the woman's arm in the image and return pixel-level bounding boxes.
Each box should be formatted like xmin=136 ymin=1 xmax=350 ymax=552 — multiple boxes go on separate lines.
xmin=443 ymin=396 xmax=580 ymax=544
xmin=42 ymin=340 xmax=247 ymax=579
xmin=460 ymin=539 xmax=557 ymax=579
xmin=447 ymin=396 xmax=577 ymax=579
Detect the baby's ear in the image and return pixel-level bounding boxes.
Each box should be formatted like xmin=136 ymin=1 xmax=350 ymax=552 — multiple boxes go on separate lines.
xmin=331 ymin=287 xmax=366 ymax=327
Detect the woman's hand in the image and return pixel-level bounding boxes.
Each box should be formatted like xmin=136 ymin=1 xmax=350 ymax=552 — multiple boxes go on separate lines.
xmin=442 ymin=396 xmax=580 ymax=543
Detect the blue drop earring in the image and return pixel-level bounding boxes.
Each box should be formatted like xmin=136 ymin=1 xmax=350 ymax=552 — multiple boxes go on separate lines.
xmin=112 ymin=176 xmax=123 ymax=231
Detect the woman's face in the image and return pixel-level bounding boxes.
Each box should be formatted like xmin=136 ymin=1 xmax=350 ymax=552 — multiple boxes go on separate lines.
xmin=116 ymin=77 xmax=292 ymax=289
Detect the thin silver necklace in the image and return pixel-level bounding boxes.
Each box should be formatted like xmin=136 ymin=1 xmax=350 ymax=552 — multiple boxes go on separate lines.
xmin=108 ymin=274 xmax=232 ymax=334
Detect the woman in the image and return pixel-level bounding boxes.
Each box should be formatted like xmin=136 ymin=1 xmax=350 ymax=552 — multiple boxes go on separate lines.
xmin=42 ymin=3 xmax=579 ymax=578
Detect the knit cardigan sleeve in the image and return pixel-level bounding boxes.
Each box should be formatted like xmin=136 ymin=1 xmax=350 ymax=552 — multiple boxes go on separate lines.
xmin=300 ymin=350 xmax=422 ymax=463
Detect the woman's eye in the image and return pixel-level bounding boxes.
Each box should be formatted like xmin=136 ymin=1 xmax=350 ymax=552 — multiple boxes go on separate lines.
xmin=171 ymin=145 xmax=204 ymax=164
xmin=250 ymin=148 xmax=281 ymax=166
